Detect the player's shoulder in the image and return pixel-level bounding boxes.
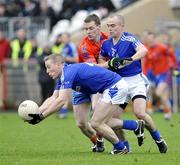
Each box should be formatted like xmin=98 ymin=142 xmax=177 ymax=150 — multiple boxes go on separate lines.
xmin=156 ymin=43 xmax=168 ymax=50
xmin=121 ymin=32 xmax=137 ymax=42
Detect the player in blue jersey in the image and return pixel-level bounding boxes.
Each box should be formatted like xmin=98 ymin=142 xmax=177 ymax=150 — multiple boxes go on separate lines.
xmin=27 ymin=54 xmax=145 ymax=155
xmin=98 ymin=14 xmax=167 ymax=153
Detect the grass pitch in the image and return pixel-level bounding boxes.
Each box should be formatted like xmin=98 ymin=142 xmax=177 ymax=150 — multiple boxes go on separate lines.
xmin=0 ymin=111 xmax=180 ymax=165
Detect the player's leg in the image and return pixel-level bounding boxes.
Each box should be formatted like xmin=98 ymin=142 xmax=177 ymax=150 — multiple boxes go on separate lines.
xmin=74 ymin=103 xmax=96 ymax=137
xmin=127 ymin=74 xmax=167 ymax=153
xmin=107 ymin=115 xmax=145 ymax=147
xmin=155 ymin=82 xmax=172 ymax=120
xmin=91 ymin=93 xmax=105 ymax=152
xmin=112 ymin=106 xmax=131 ymax=152
xmin=73 ymin=91 xmax=100 ymax=151
xmin=91 ymin=79 xmax=130 ymax=154
xmin=91 ymin=102 xmax=128 ymax=154
xmin=133 ymin=96 xmax=167 ymax=153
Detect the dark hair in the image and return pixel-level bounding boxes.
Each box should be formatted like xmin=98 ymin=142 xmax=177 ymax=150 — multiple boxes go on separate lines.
xmin=84 ymin=14 xmax=101 ymax=25
xmin=144 ymin=29 xmax=156 ymax=36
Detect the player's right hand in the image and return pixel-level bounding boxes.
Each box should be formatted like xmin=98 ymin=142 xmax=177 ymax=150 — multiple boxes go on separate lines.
xmin=27 ymin=113 xmax=45 ymax=125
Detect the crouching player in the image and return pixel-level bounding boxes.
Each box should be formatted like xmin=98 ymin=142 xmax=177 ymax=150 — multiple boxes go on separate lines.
xmin=27 ymin=54 xmax=145 ymax=154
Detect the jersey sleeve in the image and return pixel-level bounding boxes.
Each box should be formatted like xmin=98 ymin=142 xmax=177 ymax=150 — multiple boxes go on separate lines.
xmin=60 ymin=69 xmax=76 ymax=89
xmin=131 ymin=35 xmax=142 ymax=49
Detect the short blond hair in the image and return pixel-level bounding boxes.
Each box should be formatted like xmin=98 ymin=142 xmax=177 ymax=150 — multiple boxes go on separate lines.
xmin=44 ymin=54 xmax=65 ymax=63
xmin=109 ymin=14 xmax=125 ymax=26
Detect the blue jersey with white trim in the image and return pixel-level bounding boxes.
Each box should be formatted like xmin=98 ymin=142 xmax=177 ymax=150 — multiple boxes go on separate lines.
xmin=55 ymin=63 xmax=121 ymax=94
xmin=100 ymin=32 xmax=142 ymax=77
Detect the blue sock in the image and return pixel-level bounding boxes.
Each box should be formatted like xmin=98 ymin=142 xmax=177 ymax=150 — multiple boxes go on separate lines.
xmin=59 ymin=108 xmax=69 ymax=114
xmin=113 ymin=141 xmax=125 ymax=150
xmin=150 ymin=130 xmax=161 ymax=141
xmin=122 ymin=120 xmax=138 ymax=130
xmin=123 ymin=141 xmax=130 ymax=152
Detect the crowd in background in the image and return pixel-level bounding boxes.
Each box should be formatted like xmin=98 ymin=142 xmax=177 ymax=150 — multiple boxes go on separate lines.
xmin=0 ymin=0 xmax=135 ymax=29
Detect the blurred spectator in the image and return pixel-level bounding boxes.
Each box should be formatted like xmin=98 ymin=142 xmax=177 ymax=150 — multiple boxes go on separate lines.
xmin=47 ymin=0 xmax=63 ymax=14
xmin=39 ymin=0 xmax=57 ymax=29
xmin=22 ymin=0 xmax=39 ymax=17
xmin=51 ymin=34 xmax=64 ymax=54
xmin=36 ymin=46 xmax=54 ymax=103
xmin=61 ymin=32 xmax=78 ymax=64
xmin=0 ymin=3 xmax=9 ymax=17
xmin=10 ymin=28 xmax=32 ymax=68
xmin=6 ymin=1 xmax=24 ymax=17
xmin=0 ymin=31 xmax=10 ymax=65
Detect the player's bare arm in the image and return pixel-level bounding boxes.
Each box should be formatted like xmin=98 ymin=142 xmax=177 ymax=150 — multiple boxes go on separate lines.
xmin=42 ymin=89 xmax=72 ymax=118
xmin=39 ymin=90 xmax=59 ymax=113
xmin=131 ymin=44 xmax=148 ymax=61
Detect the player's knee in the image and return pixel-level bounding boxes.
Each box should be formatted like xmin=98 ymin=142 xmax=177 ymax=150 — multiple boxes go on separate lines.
xmin=90 ymin=120 xmax=99 ymax=131
xmin=135 ymin=112 xmax=146 ymax=120
xmin=76 ymin=121 xmax=87 ymax=130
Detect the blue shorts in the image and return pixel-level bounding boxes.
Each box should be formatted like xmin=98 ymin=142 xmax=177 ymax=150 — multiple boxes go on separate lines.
xmin=72 ymin=91 xmax=91 ymax=105
xmin=154 ymin=73 xmax=169 ymax=87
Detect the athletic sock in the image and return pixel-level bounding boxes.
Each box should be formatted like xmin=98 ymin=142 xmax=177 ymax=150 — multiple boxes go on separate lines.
xmin=123 ymin=141 xmax=130 ymax=152
xmin=113 ymin=141 xmax=125 ymax=150
xmin=150 ymin=130 xmax=161 ymax=141
xmin=122 ymin=120 xmax=138 ymax=130
xmin=90 ymin=135 xmax=97 ymax=145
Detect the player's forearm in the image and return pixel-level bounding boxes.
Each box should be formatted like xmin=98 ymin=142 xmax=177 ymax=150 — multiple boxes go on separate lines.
xmin=39 ymin=96 xmax=57 ymax=113
xmin=42 ymin=99 xmax=65 ymax=118
xmin=132 ymin=46 xmax=148 ymax=61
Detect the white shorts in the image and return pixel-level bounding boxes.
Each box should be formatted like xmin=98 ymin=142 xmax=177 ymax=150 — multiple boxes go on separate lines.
xmin=101 ymin=78 xmax=128 ymax=105
xmin=123 ymin=73 xmax=149 ymax=103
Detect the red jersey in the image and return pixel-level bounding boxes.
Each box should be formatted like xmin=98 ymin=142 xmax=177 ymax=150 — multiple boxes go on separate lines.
xmin=144 ymin=43 xmax=177 ymax=75
xmin=0 ymin=38 xmax=10 ymax=63
xmin=78 ymin=32 xmax=108 ymax=63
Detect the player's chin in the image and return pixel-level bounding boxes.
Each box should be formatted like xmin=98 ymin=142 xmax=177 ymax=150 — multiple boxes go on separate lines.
xmin=87 ymin=35 xmax=94 ymax=40
xmin=49 ymin=74 xmax=55 ymax=79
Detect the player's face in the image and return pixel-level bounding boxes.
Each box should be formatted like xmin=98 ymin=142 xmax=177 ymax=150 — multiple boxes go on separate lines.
xmin=84 ymin=21 xmax=100 ymax=41
xmin=45 ymin=59 xmax=61 ymax=79
xmin=107 ymin=17 xmax=124 ymax=38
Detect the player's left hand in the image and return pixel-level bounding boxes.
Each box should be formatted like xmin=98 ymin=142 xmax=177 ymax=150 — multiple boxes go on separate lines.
xmin=27 ymin=113 xmax=45 ymax=125
xmin=118 ymin=57 xmax=133 ymax=69
xmin=108 ymin=57 xmax=133 ymax=70
xmin=108 ymin=57 xmax=121 ymax=70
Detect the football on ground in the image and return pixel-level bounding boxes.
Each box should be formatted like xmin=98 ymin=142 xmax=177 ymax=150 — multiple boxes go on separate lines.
xmin=18 ymin=100 xmax=39 ymax=121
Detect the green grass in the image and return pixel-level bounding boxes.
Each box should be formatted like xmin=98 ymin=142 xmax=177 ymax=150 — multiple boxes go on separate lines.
xmin=0 ymin=111 xmax=180 ymax=165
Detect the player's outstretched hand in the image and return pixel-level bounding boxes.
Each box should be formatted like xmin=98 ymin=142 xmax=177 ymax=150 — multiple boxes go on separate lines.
xmin=27 ymin=113 xmax=45 ymax=125
xmin=108 ymin=57 xmax=133 ymax=70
